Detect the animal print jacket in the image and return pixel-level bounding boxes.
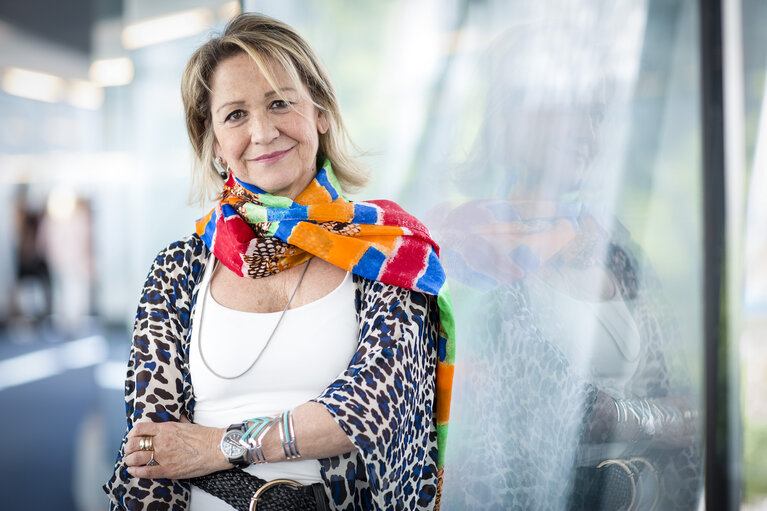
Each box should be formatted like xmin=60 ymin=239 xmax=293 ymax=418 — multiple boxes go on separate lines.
xmin=104 ymin=234 xmax=441 ymax=510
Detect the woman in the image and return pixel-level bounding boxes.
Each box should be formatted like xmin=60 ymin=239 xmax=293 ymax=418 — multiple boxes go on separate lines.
xmin=104 ymin=13 xmax=454 ymax=511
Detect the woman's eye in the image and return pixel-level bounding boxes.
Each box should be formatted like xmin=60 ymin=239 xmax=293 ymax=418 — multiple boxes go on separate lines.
xmin=590 ymin=106 xmax=605 ymax=125
xmin=270 ymin=99 xmax=291 ymax=110
xmin=225 ymin=109 xmax=246 ymax=122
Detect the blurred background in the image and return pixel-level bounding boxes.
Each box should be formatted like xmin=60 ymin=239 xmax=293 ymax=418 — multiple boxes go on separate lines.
xmin=0 ymin=0 xmax=765 ymax=509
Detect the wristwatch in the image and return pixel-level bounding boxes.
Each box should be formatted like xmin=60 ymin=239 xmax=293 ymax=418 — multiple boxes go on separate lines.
xmin=219 ymin=423 xmax=249 ymax=468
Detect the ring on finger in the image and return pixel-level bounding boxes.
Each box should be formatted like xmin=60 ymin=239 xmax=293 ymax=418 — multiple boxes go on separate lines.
xmin=139 ymin=436 xmax=154 ymax=451
xmin=147 ymin=451 xmax=159 ymax=466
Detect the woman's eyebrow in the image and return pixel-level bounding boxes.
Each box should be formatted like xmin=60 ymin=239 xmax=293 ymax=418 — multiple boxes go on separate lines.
xmin=215 ymin=87 xmax=298 ymax=114
xmin=264 ymin=87 xmax=297 ymax=99
xmin=216 ymin=100 xmax=245 ymax=114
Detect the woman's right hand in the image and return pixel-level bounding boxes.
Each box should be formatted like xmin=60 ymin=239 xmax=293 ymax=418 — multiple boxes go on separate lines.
xmin=124 ymin=416 xmax=232 ymax=480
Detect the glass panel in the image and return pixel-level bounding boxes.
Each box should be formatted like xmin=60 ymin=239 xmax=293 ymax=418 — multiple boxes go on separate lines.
xmin=742 ymin=0 xmax=767 ymax=506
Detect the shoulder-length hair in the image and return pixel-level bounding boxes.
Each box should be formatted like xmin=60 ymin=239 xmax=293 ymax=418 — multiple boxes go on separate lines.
xmin=181 ymin=12 xmax=368 ymax=204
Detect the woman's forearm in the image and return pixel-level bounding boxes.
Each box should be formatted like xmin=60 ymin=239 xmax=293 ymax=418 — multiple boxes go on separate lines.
xmin=583 ymin=390 xmax=698 ymax=448
xmin=247 ymin=402 xmax=355 ymax=463
xmin=126 ymin=402 xmax=355 ymax=479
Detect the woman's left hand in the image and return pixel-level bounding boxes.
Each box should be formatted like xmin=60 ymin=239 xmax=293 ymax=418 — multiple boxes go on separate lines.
xmin=124 ymin=416 xmax=231 ymax=479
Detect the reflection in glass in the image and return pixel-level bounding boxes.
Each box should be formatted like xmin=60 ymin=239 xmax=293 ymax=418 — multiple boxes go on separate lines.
xmin=430 ymin=4 xmax=703 ymax=509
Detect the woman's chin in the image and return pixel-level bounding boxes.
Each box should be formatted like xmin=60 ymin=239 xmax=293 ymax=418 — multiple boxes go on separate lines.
xmin=234 ymin=175 xmax=296 ymax=196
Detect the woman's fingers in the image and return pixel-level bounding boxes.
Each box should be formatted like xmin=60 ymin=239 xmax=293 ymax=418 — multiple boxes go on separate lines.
xmin=124 ymin=449 xmax=156 ymax=467
xmin=127 ymin=415 xmax=191 ymax=442
xmin=128 ymin=420 xmax=161 ymax=439
xmin=127 ymin=451 xmax=165 ymax=479
xmin=125 ymin=434 xmax=168 ymax=478
xmin=123 ymin=419 xmax=229 ymax=479
xmin=125 ymin=430 xmax=158 ymax=455
xmin=125 ymin=417 xmax=189 ymax=454
xmin=128 ymin=464 xmax=163 ymax=480
xmin=124 ymin=436 xmax=141 ymax=455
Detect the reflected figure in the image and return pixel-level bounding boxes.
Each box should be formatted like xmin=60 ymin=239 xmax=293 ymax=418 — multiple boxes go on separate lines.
xmin=436 ymin=28 xmax=701 ymax=510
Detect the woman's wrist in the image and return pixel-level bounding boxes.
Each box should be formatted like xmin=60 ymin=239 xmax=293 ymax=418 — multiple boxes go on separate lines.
xmin=236 ymin=403 xmax=354 ymax=464
xmin=239 ymin=412 xmax=298 ymax=464
xmin=211 ymin=426 xmax=236 ymax=470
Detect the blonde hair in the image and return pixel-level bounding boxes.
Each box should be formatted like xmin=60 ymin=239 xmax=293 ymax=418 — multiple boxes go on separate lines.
xmin=181 ymin=13 xmax=368 ymax=204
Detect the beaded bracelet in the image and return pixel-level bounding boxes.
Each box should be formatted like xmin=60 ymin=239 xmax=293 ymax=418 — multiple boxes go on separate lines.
xmin=279 ymin=409 xmax=301 ymax=460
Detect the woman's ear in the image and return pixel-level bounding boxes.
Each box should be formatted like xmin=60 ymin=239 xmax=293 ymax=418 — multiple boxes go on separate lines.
xmin=317 ymin=112 xmax=329 ymax=135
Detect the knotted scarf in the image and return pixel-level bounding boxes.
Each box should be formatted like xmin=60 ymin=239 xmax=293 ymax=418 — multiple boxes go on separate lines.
xmin=195 ymin=159 xmax=455 ymax=471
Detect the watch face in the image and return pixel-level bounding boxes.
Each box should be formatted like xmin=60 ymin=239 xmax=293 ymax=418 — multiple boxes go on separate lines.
xmin=221 ymin=430 xmax=246 ymax=458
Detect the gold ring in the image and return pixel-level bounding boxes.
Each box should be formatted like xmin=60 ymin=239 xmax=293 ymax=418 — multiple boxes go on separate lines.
xmin=147 ymin=451 xmax=160 ymax=466
xmin=249 ymin=479 xmax=303 ymax=511
xmin=139 ymin=436 xmax=154 ymax=451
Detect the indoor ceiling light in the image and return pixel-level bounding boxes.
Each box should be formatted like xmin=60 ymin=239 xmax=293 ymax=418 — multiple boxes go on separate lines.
xmin=89 ymin=57 xmax=134 ymax=87
xmin=1 ymin=67 xmax=65 ymax=103
xmin=67 ymin=79 xmax=104 ymax=109
xmin=122 ymin=8 xmax=214 ymax=50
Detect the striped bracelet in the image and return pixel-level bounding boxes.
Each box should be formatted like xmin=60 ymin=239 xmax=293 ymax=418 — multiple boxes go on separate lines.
xmin=279 ymin=409 xmax=301 ymax=460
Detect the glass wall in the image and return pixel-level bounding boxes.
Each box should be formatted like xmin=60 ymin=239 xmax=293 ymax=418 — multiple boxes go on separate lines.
xmin=742 ymin=0 xmax=767 ymax=506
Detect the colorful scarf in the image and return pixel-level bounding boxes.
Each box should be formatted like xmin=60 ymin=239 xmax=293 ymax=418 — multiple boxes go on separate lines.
xmin=195 ymin=160 xmax=455 ymax=470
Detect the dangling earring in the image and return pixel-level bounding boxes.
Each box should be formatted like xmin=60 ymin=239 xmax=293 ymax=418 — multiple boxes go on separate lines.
xmin=213 ymin=156 xmax=230 ymax=180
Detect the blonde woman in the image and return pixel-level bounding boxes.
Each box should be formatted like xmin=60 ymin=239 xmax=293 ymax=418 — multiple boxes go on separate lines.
xmin=104 ymin=13 xmax=455 ymax=511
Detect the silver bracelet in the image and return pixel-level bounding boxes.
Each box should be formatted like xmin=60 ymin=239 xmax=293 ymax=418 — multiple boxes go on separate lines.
xmin=613 ymin=397 xmax=623 ymax=423
xmin=279 ymin=409 xmax=301 ymax=460
xmin=639 ymin=398 xmax=656 ymax=437
xmin=242 ymin=416 xmax=279 ymax=464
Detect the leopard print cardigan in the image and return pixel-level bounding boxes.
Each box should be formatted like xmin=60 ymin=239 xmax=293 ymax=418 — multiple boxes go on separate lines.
xmin=104 ymin=234 xmax=441 ymax=510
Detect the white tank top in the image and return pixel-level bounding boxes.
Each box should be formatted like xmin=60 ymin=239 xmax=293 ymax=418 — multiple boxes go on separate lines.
xmin=188 ymin=254 xmax=358 ymax=510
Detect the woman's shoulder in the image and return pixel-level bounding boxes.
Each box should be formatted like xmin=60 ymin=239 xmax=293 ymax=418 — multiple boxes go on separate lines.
xmin=151 ymin=233 xmax=209 ymax=267
xmin=351 ymin=273 xmax=434 ymax=312
xmin=142 ymin=234 xmax=210 ymax=291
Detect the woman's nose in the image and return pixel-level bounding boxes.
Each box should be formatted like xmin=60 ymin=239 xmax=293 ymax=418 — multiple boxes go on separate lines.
xmin=249 ymin=113 xmax=279 ymax=144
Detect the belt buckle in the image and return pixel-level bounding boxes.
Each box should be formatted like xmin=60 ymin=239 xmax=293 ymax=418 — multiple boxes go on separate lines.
xmin=249 ymin=478 xmax=304 ymax=511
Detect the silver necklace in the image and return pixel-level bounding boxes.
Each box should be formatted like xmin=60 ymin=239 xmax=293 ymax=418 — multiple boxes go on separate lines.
xmin=197 ymin=257 xmax=313 ymax=380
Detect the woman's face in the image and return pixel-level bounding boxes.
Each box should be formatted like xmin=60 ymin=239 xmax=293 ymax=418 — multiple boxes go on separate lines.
xmin=209 ymin=53 xmax=328 ymax=199
xmin=502 ymin=81 xmax=607 ymax=199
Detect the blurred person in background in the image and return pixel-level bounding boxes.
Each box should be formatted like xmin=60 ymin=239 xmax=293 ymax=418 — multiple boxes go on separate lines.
xmin=10 ymin=184 xmax=52 ymax=329
xmin=40 ymin=193 xmax=95 ymax=336
xmin=434 ymin=28 xmax=701 ymax=510
xmin=104 ymin=13 xmax=455 ymax=511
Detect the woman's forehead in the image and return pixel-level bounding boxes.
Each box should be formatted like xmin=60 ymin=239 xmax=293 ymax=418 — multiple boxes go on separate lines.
xmin=211 ymin=53 xmax=305 ymax=98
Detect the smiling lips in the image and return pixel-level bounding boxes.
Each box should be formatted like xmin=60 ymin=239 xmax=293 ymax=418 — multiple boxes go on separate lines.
xmin=251 ymin=147 xmax=293 ymax=163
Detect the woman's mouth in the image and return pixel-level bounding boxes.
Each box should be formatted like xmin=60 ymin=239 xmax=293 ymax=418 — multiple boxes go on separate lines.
xmin=251 ymin=147 xmax=293 ymax=163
